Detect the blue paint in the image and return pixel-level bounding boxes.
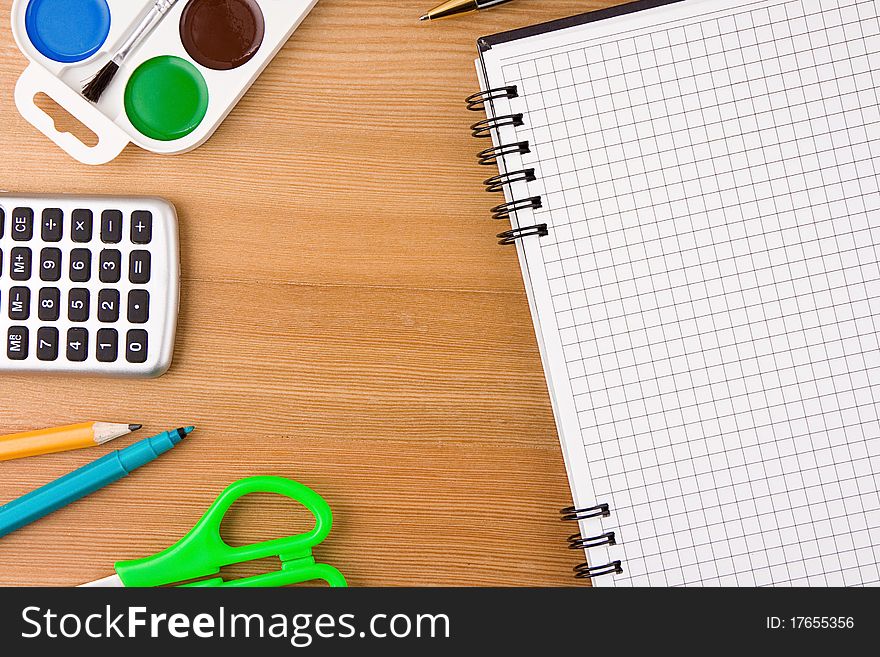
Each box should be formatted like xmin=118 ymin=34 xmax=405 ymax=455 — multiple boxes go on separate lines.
xmin=25 ymin=0 xmax=111 ymax=63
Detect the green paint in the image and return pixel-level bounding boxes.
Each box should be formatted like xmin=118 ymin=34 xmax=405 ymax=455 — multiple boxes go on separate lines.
xmin=124 ymin=56 xmax=209 ymax=142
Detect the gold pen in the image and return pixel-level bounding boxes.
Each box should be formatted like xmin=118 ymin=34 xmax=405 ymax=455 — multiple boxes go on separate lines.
xmin=420 ymin=0 xmax=516 ymax=22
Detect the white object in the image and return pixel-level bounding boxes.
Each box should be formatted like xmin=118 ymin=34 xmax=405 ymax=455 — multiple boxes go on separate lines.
xmin=476 ymin=0 xmax=880 ymax=586
xmin=0 ymin=194 xmax=179 ymax=377
xmin=10 ymin=0 xmax=319 ymax=164
xmin=79 ymin=574 xmax=125 ymax=587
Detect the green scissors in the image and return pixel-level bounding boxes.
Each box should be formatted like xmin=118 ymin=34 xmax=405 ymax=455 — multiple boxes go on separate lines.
xmin=80 ymin=476 xmax=347 ymax=588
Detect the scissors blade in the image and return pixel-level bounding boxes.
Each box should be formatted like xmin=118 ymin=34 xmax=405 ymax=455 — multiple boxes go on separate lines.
xmin=79 ymin=573 xmax=125 ymax=587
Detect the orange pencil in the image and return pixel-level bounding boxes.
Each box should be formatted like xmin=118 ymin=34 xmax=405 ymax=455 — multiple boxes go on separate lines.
xmin=0 ymin=422 xmax=142 ymax=462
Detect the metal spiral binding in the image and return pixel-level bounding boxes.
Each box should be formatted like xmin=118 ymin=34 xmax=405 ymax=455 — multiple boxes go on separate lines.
xmin=560 ymin=504 xmax=610 ymax=521
xmin=466 ymin=86 xmax=518 ymax=111
xmin=467 ymin=86 xmax=546 ymax=245
xmin=484 ymin=169 xmax=536 ymax=193
xmin=562 ymin=504 xmax=623 ymax=581
xmin=568 ymin=532 xmax=616 ymax=550
xmin=497 ymin=225 xmax=549 ymax=245
xmin=574 ymin=561 xmax=624 ymax=579
xmin=491 ymin=197 xmax=542 ymax=221
xmin=470 ymin=114 xmax=524 ymax=138
xmin=477 ymin=141 xmax=531 ymax=166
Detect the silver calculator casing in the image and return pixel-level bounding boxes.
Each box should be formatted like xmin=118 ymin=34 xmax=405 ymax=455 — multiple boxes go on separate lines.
xmin=0 ymin=194 xmax=179 ymax=377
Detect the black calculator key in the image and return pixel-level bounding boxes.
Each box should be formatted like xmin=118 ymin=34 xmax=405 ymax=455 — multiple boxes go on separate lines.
xmin=96 ymin=328 xmax=118 ymax=363
xmin=98 ymin=289 xmax=120 ymax=323
xmin=41 ymin=208 xmax=63 ymax=242
xmin=69 ymin=248 xmax=91 ymax=282
xmin=101 ymin=210 xmax=123 ymax=243
xmin=127 ymin=289 xmax=150 ymax=324
xmin=99 ymin=249 xmax=121 ymax=283
xmin=8 ymin=287 xmax=29 ymax=321
xmin=11 ymin=208 xmax=34 ymax=241
xmin=10 ymin=247 xmax=31 ymax=281
xmin=66 ymin=328 xmax=88 ymax=362
xmin=0 ymin=207 xmax=4 ymax=237
xmin=36 ymin=327 xmax=59 ymax=361
xmin=40 ymin=247 xmax=62 ymax=282
xmin=0 ymin=248 xmax=3 ymax=276
xmin=71 ymin=209 xmax=93 ymax=242
xmin=129 ymin=250 xmax=151 ymax=284
xmin=131 ymin=211 xmax=153 ymax=244
xmin=126 ymin=329 xmax=148 ymax=363
xmin=38 ymin=287 xmax=60 ymax=322
xmin=68 ymin=288 xmax=90 ymax=322
xmin=7 ymin=326 xmax=28 ymax=360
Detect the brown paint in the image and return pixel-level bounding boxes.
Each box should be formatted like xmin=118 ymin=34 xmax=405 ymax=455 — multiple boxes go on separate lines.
xmin=180 ymin=0 xmax=265 ymax=71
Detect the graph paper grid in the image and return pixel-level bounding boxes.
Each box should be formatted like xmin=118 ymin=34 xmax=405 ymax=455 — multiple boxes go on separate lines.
xmin=482 ymin=0 xmax=880 ymax=585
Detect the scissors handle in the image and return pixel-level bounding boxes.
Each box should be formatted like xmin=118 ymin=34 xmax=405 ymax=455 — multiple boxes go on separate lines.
xmin=115 ymin=476 xmax=347 ymax=587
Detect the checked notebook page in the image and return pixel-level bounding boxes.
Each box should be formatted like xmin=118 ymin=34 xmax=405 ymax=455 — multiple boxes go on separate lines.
xmin=480 ymin=0 xmax=880 ymax=585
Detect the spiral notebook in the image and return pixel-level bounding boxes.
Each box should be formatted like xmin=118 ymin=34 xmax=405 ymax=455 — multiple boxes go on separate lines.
xmin=469 ymin=0 xmax=880 ymax=586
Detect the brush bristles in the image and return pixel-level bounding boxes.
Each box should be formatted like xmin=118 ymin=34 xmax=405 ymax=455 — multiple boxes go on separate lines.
xmin=82 ymin=61 xmax=120 ymax=103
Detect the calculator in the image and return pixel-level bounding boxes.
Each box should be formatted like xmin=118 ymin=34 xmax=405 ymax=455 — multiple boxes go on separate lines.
xmin=0 ymin=194 xmax=179 ymax=377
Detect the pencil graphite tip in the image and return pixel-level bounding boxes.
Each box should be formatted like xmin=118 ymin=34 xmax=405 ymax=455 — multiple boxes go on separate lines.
xmin=128 ymin=424 xmax=142 ymax=432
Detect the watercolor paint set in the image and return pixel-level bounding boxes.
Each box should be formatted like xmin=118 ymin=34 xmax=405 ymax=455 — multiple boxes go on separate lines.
xmin=11 ymin=0 xmax=318 ymax=164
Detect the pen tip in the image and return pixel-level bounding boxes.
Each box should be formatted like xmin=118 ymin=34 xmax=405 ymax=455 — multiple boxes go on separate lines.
xmin=129 ymin=424 xmax=142 ymax=432
xmin=419 ymin=14 xmax=429 ymax=21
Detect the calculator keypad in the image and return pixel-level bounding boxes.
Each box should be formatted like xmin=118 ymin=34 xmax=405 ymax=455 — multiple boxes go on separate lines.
xmin=71 ymin=209 xmax=93 ymax=243
xmin=11 ymin=208 xmax=34 ymax=241
xmin=40 ymin=248 xmax=62 ymax=282
xmin=10 ymin=247 xmax=31 ymax=280
xmin=0 ymin=196 xmax=179 ymax=377
xmin=42 ymin=209 xmax=63 ymax=242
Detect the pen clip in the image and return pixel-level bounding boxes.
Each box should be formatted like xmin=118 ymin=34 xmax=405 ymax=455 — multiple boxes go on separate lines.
xmin=114 ymin=476 xmax=346 ymax=587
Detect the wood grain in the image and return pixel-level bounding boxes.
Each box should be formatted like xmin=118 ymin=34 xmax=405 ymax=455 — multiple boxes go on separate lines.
xmin=0 ymin=0 xmax=620 ymax=586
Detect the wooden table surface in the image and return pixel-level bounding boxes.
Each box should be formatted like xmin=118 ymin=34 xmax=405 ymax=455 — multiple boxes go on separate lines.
xmin=0 ymin=0 xmax=614 ymax=587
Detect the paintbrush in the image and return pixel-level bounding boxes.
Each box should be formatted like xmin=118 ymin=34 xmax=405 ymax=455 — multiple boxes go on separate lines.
xmin=83 ymin=0 xmax=180 ymax=103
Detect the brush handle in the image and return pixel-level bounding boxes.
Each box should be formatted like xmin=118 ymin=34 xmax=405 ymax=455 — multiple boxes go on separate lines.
xmin=114 ymin=0 xmax=179 ymax=64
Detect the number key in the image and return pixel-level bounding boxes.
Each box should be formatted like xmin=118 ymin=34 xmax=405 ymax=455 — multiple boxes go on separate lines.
xmin=40 ymin=247 xmax=62 ymax=282
xmin=41 ymin=208 xmax=63 ymax=242
xmin=99 ymin=249 xmax=121 ymax=283
xmin=68 ymin=288 xmax=90 ymax=322
xmin=96 ymin=328 xmax=118 ymax=363
xmin=38 ymin=287 xmax=60 ymax=322
xmin=71 ymin=209 xmax=93 ymax=242
xmin=69 ymin=248 xmax=91 ymax=282
xmin=37 ymin=327 xmax=59 ymax=361
xmin=66 ymin=328 xmax=88 ymax=362
xmin=98 ymin=289 xmax=120 ymax=323
xmin=126 ymin=329 xmax=148 ymax=363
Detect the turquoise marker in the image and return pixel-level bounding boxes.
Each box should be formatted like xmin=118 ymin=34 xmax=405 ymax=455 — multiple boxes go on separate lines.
xmin=0 ymin=427 xmax=193 ymax=539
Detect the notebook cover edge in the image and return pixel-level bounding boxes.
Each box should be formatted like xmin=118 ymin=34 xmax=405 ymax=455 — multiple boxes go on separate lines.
xmin=477 ymin=0 xmax=687 ymax=52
